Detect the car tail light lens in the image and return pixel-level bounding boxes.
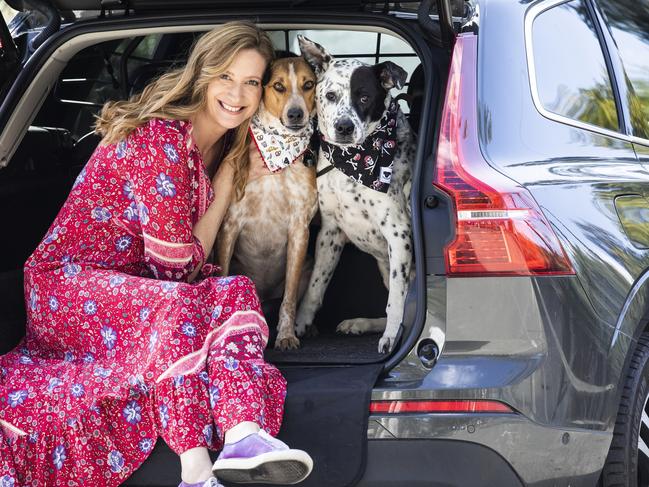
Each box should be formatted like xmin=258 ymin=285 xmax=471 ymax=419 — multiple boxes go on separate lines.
xmin=370 ymin=399 xmax=514 ymax=414
xmin=433 ymin=34 xmax=574 ymax=276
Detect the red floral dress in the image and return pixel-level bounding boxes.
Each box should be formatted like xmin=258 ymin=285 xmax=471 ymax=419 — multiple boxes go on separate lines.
xmin=0 ymin=119 xmax=286 ymax=486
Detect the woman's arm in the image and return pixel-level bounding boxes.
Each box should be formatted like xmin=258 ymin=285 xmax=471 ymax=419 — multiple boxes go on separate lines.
xmin=188 ymin=161 xmax=235 ymax=282
xmin=128 ymin=120 xmax=214 ymax=283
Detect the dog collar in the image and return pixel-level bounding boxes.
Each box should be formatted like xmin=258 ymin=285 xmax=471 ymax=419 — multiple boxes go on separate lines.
xmin=250 ymin=113 xmax=314 ymax=173
xmin=319 ymin=101 xmax=398 ymax=193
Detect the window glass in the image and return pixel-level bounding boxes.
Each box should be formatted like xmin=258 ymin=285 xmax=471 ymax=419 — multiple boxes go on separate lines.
xmin=289 ymin=30 xmax=377 ymax=55
xmin=379 ymin=34 xmax=415 ymax=54
xmin=598 ymin=0 xmax=649 ymax=139
xmin=532 ymin=0 xmax=619 ymax=131
xmin=131 ymin=33 xmax=163 ymax=59
xmin=267 ymin=30 xmax=288 ymax=52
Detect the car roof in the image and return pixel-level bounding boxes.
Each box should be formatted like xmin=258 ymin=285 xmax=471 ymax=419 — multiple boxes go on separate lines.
xmin=47 ymin=0 xmax=466 ymax=16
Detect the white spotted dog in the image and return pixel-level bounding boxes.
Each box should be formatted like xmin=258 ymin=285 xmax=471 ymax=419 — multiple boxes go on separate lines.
xmin=295 ymin=35 xmax=416 ymax=353
xmin=216 ymin=56 xmax=318 ymax=350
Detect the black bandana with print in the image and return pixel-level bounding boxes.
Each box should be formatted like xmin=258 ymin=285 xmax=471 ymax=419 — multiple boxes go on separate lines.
xmin=320 ymin=101 xmax=398 ymax=193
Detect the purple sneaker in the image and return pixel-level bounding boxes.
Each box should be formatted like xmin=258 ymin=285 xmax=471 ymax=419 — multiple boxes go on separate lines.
xmin=178 ymin=477 xmax=223 ymax=487
xmin=212 ymin=430 xmax=313 ymax=484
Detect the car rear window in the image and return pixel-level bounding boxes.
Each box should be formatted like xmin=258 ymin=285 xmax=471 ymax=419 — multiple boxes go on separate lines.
xmin=531 ymin=0 xmax=619 ymax=132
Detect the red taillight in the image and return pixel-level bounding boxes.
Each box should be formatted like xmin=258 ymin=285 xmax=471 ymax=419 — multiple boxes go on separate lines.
xmin=370 ymin=399 xmax=514 ymax=414
xmin=433 ymin=34 xmax=574 ymax=277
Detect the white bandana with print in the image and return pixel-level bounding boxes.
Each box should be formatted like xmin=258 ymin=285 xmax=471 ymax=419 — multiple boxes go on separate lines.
xmin=249 ymin=113 xmax=314 ymax=173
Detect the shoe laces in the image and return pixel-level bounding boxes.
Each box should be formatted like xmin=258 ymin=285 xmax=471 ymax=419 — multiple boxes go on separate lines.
xmin=204 ymin=477 xmax=224 ymax=487
xmin=258 ymin=429 xmax=289 ymax=451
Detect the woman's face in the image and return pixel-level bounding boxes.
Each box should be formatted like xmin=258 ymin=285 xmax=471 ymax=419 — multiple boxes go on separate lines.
xmin=203 ymin=48 xmax=266 ymax=131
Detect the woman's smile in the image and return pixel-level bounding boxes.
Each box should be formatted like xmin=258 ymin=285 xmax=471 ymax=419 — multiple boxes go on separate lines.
xmin=218 ymin=100 xmax=245 ymax=114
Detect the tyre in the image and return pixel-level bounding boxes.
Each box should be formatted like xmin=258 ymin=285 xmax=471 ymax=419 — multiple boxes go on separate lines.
xmin=601 ymin=333 xmax=649 ymax=487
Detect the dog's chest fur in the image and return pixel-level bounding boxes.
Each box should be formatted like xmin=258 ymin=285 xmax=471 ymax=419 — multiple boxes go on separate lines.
xmin=317 ymin=109 xmax=415 ymax=259
xmin=228 ymin=160 xmax=317 ymax=297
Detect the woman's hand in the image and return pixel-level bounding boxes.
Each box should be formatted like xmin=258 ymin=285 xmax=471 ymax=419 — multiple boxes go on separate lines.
xmin=211 ymin=158 xmax=235 ymax=194
xmin=247 ymin=142 xmax=274 ymax=182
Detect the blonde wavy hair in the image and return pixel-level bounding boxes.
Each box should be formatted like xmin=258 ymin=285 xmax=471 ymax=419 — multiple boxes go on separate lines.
xmin=95 ymin=21 xmax=274 ymax=199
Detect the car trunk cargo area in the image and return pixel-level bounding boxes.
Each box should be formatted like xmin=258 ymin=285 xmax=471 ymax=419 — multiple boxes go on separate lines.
xmin=0 ymin=4 xmax=454 ymax=486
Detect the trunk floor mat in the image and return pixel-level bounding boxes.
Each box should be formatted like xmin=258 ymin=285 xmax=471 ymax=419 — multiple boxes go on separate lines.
xmin=123 ymin=364 xmax=382 ymax=487
xmin=264 ymin=332 xmax=383 ymax=364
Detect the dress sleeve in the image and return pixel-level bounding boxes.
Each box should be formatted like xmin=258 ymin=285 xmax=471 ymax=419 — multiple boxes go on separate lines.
xmin=127 ymin=120 xmax=205 ymax=281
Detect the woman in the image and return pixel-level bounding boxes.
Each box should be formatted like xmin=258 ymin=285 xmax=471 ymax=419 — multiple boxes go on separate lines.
xmin=0 ymin=21 xmax=311 ymax=487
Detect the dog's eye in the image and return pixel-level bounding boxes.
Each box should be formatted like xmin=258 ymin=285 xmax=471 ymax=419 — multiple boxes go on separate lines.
xmin=303 ymin=80 xmax=315 ymax=90
xmin=360 ymin=95 xmax=369 ymax=104
xmin=325 ymin=91 xmax=337 ymax=102
xmin=273 ymin=82 xmax=286 ymax=93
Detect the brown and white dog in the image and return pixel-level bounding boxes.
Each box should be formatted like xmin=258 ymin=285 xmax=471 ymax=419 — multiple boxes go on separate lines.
xmin=216 ymin=56 xmax=318 ymax=350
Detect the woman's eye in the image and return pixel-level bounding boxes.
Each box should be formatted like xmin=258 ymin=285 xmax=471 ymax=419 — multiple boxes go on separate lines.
xmin=325 ymin=91 xmax=336 ymax=102
xmin=303 ymin=80 xmax=314 ymax=90
xmin=273 ymin=82 xmax=286 ymax=93
xmin=360 ymin=95 xmax=369 ymax=104
xmin=247 ymin=80 xmax=260 ymax=86
xmin=219 ymin=73 xmax=231 ymax=81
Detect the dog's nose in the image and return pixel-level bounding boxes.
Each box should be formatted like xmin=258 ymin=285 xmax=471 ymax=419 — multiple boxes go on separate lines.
xmin=287 ymin=107 xmax=304 ymax=124
xmin=334 ymin=119 xmax=355 ymax=137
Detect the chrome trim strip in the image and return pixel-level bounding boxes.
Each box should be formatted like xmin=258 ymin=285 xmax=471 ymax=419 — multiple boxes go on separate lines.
xmin=631 ymin=135 xmax=649 ymax=148
xmin=58 ymin=99 xmax=102 ymax=106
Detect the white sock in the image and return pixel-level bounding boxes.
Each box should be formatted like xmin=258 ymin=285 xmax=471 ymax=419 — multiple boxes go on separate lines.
xmin=224 ymin=421 xmax=260 ymax=444
xmin=180 ymin=446 xmax=213 ymax=484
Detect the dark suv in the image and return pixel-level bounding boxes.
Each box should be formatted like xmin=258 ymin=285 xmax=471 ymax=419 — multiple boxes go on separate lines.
xmin=1 ymin=0 xmax=649 ymax=486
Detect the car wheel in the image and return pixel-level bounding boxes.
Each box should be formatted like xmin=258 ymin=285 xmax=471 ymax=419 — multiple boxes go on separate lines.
xmin=601 ymin=333 xmax=649 ymax=487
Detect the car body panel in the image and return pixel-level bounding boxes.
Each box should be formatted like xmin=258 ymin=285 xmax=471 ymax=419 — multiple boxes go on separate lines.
xmin=477 ymin=0 xmax=649 ymax=412
xmin=382 ymin=0 xmax=648 ymax=483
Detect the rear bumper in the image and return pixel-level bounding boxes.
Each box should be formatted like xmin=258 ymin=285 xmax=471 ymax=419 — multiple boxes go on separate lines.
xmin=367 ymin=413 xmax=609 ymax=486
xmin=357 ymin=439 xmax=524 ymax=487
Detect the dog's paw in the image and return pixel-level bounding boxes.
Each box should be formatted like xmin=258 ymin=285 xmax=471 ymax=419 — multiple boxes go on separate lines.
xmin=295 ymin=321 xmax=310 ymax=337
xmin=378 ymin=335 xmax=396 ymax=354
xmin=336 ymin=319 xmax=368 ymax=335
xmin=275 ymin=335 xmax=301 ymax=351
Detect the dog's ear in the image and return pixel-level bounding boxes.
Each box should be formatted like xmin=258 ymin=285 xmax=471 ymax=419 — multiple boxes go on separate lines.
xmin=298 ymin=35 xmax=333 ymax=78
xmin=373 ymin=61 xmax=408 ymax=91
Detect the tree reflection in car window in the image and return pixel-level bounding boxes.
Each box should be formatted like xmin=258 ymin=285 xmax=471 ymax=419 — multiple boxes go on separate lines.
xmin=533 ymin=0 xmax=619 ymax=132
